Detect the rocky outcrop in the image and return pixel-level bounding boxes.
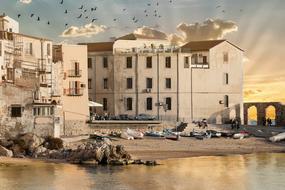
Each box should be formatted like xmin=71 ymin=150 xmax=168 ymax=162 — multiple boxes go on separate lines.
xmin=0 ymin=133 xmax=157 ymax=166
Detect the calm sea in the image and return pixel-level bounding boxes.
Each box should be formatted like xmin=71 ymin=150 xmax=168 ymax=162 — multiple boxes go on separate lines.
xmin=1 ymin=153 xmax=285 ymax=190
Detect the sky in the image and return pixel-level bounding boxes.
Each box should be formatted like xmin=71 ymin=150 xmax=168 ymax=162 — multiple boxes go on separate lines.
xmin=1 ymin=0 xmax=285 ymax=103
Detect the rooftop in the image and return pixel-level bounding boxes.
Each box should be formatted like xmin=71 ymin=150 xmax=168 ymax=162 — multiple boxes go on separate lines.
xmin=79 ymin=42 xmax=114 ymax=52
xmin=117 ymin=33 xmax=167 ymax=41
xmin=181 ymin=40 xmax=244 ymax=52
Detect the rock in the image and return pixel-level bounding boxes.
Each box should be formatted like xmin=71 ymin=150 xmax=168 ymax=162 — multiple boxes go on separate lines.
xmin=10 ymin=144 xmax=25 ymax=157
xmin=44 ymin=136 xmax=63 ymax=150
xmin=15 ymin=133 xmax=44 ymax=154
xmin=109 ymin=159 xmax=126 ymax=166
xmin=145 ymin=160 xmax=158 ymax=166
xmin=0 ymin=145 xmax=13 ymax=157
xmin=133 ymin=159 xmax=145 ymax=165
xmin=33 ymin=146 xmax=48 ymax=158
xmin=0 ymin=139 xmax=14 ymax=148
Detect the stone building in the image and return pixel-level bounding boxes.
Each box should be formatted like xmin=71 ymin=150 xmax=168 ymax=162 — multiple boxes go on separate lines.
xmin=0 ymin=16 xmax=57 ymax=136
xmin=0 ymin=16 xmax=89 ymax=137
xmin=82 ymin=34 xmax=244 ymax=124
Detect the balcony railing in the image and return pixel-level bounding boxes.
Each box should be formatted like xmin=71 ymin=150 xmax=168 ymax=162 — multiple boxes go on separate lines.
xmin=191 ymin=62 xmax=209 ymax=69
xmin=68 ymin=69 xmax=82 ymax=77
xmin=64 ymin=88 xmax=84 ymax=96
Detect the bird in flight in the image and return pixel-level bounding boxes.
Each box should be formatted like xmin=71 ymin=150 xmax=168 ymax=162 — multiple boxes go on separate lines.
xmin=77 ymin=14 xmax=82 ymax=18
xmin=37 ymin=17 xmax=40 ymax=21
xmin=91 ymin=18 xmax=97 ymax=22
xmin=47 ymin=21 xmax=50 ymax=25
xmin=17 ymin=14 xmax=21 ymax=18
xmin=30 ymin=13 xmax=34 ymax=17
xmin=79 ymin=5 xmax=84 ymax=9
xmin=65 ymin=10 xmax=68 ymax=14
xmin=60 ymin=0 xmax=63 ymax=4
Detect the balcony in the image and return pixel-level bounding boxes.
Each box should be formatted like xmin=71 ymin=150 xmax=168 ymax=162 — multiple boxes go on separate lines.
xmin=68 ymin=69 xmax=82 ymax=77
xmin=191 ymin=62 xmax=209 ymax=69
xmin=64 ymin=88 xmax=84 ymax=96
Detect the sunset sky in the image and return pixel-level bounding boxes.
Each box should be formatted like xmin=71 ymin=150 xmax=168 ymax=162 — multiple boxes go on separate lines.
xmin=1 ymin=0 xmax=284 ymax=103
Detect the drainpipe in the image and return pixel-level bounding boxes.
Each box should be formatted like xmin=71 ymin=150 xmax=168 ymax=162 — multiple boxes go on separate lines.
xmin=157 ymin=53 xmax=160 ymax=120
xmin=190 ymin=66 xmax=193 ymax=122
xmin=135 ymin=53 xmax=139 ymax=116
xmin=176 ymin=51 xmax=179 ymax=122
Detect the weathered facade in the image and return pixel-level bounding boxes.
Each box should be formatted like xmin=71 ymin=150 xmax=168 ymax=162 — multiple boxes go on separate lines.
xmin=82 ymin=34 xmax=244 ymax=124
xmin=0 ymin=16 xmax=89 ymax=137
xmin=0 ymin=16 xmax=58 ymax=137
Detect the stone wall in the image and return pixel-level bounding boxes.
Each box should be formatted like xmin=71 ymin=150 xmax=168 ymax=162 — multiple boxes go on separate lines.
xmin=61 ymin=120 xmax=165 ymax=136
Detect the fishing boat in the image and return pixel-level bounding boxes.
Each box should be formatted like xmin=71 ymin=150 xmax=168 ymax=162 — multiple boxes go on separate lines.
xmin=269 ymin=132 xmax=285 ymax=142
xmin=145 ymin=131 xmax=165 ymax=137
xmin=126 ymin=128 xmax=144 ymax=139
xmin=121 ymin=132 xmax=134 ymax=140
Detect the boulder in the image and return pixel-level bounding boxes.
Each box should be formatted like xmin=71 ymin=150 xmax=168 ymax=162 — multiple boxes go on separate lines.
xmin=16 ymin=133 xmax=44 ymax=153
xmin=0 ymin=139 xmax=14 ymax=148
xmin=10 ymin=144 xmax=25 ymax=158
xmin=0 ymin=145 xmax=13 ymax=157
xmin=44 ymin=136 xmax=63 ymax=150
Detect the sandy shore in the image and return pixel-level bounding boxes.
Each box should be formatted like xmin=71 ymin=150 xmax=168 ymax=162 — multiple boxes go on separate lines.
xmin=113 ymin=136 xmax=285 ymax=160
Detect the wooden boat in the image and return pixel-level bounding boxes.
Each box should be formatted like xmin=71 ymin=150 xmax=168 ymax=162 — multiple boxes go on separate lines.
xmin=165 ymin=134 xmax=180 ymax=141
xmin=126 ymin=128 xmax=144 ymax=139
xmin=145 ymin=131 xmax=165 ymax=137
xmin=269 ymin=132 xmax=285 ymax=142
xmin=121 ymin=132 xmax=134 ymax=140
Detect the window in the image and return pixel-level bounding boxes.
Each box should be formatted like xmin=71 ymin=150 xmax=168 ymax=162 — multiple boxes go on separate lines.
xmin=184 ymin=57 xmax=189 ymax=68
xmin=6 ymin=68 xmax=14 ymax=81
xmin=223 ymin=73 xmax=229 ymax=85
xmin=126 ymin=98 xmax=133 ymax=111
xmin=88 ymin=79 xmax=92 ymax=89
xmin=29 ymin=42 xmax=33 ymax=55
xmin=11 ymin=106 xmax=22 ymax=117
xmin=203 ymin=56 xmax=207 ymax=64
xmin=165 ymin=78 xmax=171 ymax=89
xmin=223 ymin=52 xmax=229 ymax=63
xmin=103 ymin=78 xmax=108 ymax=89
xmin=126 ymin=57 xmax=132 ymax=68
xmin=146 ymin=98 xmax=153 ymax=110
xmin=146 ymin=78 xmax=153 ymax=89
xmin=103 ymin=98 xmax=108 ymax=111
xmin=126 ymin=78 xmax=133 ymax=89
xmin=33 ymin=106 xmax=54 ymax=116
xmin=103 ymin=57 xmax=108 ymax=68
xmin=191 ymin=54 xmax=198 ymax=64
xmin=224 ymin=95 xmax=229 ymax=108
xmin=47 ymin=43 xmax=51 ymax=56
xmin=25 ymin=42 xmax=33 ymax=55
xmin=165 ymin=56 xmax=171 ymax=68
xmin=88 ymin=58 xmax=92 ymax=69
xmin=146 ymin=56 xmax=152 ymax=68
xmin=73 ymin=61 xmax=80 ymax=76
xmin=165 ymin=97 xmax=172 ymax=110
xmin=68 ymin=81 xmax=81 ymax=95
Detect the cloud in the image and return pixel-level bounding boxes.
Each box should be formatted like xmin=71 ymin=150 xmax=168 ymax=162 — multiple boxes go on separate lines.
xmin=19 ymin=0 xmax=32 ymax=4
xmin=133 ymin=26 xmax=168 ymax=40
xmin=61 ymin=23 xmax=107 ymax=38
xmin=244 ymin=89 xmax=263 ymax=97
xmin=175 ymin=19 xmax=238 ymax=42
xmin=133 ymin=18 xmax=238 ymax=45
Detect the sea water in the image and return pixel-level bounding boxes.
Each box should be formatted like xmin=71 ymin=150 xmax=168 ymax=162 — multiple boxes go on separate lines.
xmin=1 ymin=153 xmax=285 ymax=190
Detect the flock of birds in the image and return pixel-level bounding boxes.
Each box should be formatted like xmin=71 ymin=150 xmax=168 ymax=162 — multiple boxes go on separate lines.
xmin=1 ymin=0 xmax=243 ymax=29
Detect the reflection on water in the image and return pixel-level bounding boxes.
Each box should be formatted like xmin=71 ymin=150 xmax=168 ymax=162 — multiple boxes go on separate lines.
xmin=1 ymin=153 xmax=285 ymax=190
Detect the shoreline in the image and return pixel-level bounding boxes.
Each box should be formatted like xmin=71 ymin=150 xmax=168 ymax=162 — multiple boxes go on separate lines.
xmin=1 ymin=136 xmax=285 ymax=164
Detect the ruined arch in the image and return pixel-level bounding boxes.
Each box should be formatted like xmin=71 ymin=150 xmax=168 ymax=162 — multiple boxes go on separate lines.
xmin=247 ymin=106 xmax=257 ymax=125
xmin=266 ymin=105 xmax=276 ymax=126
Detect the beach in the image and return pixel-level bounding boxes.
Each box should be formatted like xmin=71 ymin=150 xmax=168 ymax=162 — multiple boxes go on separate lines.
xmin=113 ymin=137 xmax=285 ymax=160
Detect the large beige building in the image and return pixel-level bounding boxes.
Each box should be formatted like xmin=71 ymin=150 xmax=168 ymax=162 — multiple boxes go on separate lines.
xmin=82 ymin=34 xmax=244 ymax=124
